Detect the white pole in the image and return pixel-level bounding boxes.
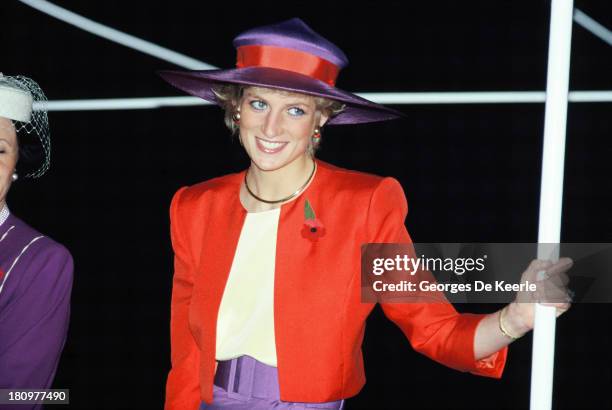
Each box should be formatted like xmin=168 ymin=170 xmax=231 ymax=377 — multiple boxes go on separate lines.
xmin=31 ymin=91 xmax=612 ymax=112
xmin=573 ymin=9 xmax=612 ymax=46
xmin=17 ymin=0 xmax=216 ymax=70
xmin=531 ymin=0 xmax=574 ymax=409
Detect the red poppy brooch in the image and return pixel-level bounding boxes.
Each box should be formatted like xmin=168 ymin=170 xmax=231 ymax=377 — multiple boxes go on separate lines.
xmin=301 ymin=199 xmax=326 ymax=242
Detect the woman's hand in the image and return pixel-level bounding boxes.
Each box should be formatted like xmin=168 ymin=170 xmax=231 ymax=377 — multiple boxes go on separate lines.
xmin=501 ymin=258 xmax=573 ymax=338
xmin=474 ymin=258 xmax=573 ymax=359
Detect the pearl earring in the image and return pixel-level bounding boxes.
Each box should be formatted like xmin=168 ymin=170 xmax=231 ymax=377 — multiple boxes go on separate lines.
xmin=11 ymin=172 xmax=18 ymax=181
xmin=232 ymin=107 xmax=241 ymax=123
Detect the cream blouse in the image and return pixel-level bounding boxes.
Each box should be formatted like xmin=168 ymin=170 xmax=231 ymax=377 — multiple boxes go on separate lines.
xmin=215 ymin=207 xmax=281 ymax=367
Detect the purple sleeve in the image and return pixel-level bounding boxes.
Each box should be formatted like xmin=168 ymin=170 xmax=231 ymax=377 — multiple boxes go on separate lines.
xmin=0 ymin=240 xmax=73 ymax=410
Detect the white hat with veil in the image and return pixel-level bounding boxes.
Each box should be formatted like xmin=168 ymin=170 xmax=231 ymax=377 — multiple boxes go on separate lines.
xmin=0 ymin=73 xmax=51 ymax=178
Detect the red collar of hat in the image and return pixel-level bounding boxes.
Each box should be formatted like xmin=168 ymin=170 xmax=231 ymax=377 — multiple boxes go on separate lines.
xmin=236 ymin=45 xmax=339 ymax=86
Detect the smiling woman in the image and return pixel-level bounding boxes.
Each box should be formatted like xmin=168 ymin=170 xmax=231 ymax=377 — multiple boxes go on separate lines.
xmin=0 ymin=74 xmax=73 ymax=410
xmin=157 ymin=18 xmax=571 ymax=410
xmin=235 ymin=87 xmax=329 ymax=213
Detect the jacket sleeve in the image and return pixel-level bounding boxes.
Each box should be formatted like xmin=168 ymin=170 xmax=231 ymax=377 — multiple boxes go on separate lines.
xmin=165 ymin=187 xmax=202 ymax=410
xmin=368 ymin=177 xmax=507 ymax=378
xmin=0 ymin=239 xmax=73 ymax=410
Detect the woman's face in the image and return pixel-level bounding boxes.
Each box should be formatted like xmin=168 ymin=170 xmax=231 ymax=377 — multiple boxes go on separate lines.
xmin=238 ymin=87 xmax=327 ymax=172
xmin=0 ymin=117 xmax=18 ymax=206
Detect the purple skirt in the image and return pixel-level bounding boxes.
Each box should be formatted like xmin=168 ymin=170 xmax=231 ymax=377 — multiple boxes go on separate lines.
xmin=200 ymin=356 xmax=345 ymax=409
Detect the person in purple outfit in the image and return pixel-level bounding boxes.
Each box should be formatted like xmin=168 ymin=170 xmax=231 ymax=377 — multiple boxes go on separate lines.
xmin=0 ymin=74 xmax=73 ymax=410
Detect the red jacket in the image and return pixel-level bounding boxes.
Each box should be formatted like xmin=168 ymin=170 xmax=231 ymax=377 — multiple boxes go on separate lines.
xmin=165 ymin=160 xmax=507 ymax=409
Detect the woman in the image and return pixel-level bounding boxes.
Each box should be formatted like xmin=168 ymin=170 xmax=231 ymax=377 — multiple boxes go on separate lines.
xmin=0 ymin=74 xmax=73 ymax=409
xmin=159 ymin=19 xmax=571 ymax=410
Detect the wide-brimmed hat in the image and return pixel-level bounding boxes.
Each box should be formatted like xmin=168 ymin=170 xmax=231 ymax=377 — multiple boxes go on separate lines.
xmin=158 ymin=18 xmax=404 ymax=125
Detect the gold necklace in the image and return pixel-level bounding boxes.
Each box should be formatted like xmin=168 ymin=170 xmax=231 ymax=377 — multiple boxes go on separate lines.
xmin=244 ymin=160 xmax=316 ymax=204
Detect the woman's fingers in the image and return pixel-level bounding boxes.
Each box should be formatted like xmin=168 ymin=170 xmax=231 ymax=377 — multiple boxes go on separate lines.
xmin=523 ymin=258 xmax=572 ymax=280
xmin=512 ymin=258 xmax=574 ymax=329
xmin=523 ymin=259 xmax=554 ymax=281
xmin=541 ymin=257 xmax=573 ymax=279
xmin=518 ymin=258 xmax=574 ymax=306
xmin=550 ymin=272 xmax=570 ymax=287
xmin=539 ymin=286 xmax=571 ymax=301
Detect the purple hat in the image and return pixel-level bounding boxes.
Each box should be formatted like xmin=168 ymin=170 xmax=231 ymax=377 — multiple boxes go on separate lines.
xmin=158 ymin=18 xmax=404 ymax=125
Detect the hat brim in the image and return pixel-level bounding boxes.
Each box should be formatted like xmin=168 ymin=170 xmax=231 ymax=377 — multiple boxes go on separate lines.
xmin=158 ymin=67 xmax=405 ymax=125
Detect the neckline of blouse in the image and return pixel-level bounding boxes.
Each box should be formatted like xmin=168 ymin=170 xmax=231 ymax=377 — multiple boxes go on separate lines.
xmin=0 ymin=204 xmax=9 ymax=228
xmin=245 ymin=207 xmax=281 ymax=216
xmin=237 ymin=158 xmax=321 ymax=215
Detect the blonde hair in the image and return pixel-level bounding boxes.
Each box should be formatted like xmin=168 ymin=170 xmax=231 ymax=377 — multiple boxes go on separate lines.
xmin=211 ymin=84 xmax=345 ymax=155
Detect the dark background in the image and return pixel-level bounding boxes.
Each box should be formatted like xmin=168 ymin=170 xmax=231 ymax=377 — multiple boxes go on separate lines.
xmin=2 ymin=1 xmax=611 ymax=409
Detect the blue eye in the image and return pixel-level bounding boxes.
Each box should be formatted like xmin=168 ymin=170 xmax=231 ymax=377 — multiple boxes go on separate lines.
xmin=288 ymin=107 xmax=306 ymax=116
xmin=250 ymin=100 xmax=267 ymax=111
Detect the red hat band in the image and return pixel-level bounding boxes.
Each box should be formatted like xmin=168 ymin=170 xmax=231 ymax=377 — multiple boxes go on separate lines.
xmin=236 ymin=45 xmax=340 ymax=86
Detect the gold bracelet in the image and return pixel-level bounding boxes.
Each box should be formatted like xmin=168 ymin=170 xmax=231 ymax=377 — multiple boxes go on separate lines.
xmin=499 ymin=306 xmax=521 ymax=340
